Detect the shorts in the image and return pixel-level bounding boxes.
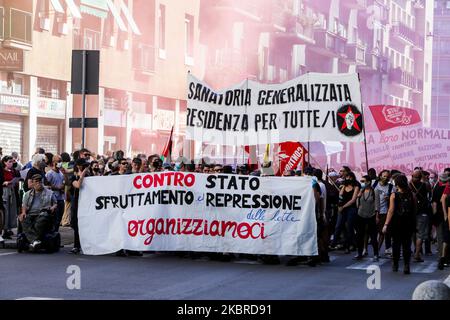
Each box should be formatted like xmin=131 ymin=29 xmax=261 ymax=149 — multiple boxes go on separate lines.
xmin=416 ymin=214 xmax=429 ymax=241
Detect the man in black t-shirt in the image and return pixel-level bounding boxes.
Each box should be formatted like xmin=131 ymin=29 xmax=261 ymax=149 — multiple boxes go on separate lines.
xmin=24 ymin=154 xmax=47 ymax=193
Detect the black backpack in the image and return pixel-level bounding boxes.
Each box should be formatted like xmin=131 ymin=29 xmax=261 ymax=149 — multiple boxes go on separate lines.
xmin=395 ymin=192 xmax=413 ymax=217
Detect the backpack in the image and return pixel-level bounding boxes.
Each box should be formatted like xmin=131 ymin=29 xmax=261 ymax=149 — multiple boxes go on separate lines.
xmin=395 ymin=192 xmax=413 ymax=217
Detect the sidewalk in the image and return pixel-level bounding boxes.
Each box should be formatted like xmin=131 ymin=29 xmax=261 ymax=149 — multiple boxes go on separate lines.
xmin=1 ymin=227 xmax=74 ymax=250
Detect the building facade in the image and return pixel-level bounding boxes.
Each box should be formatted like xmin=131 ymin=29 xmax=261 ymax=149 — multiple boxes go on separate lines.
xmin=432 ymin=0 xmax=450 ymax=129
xmin=198 ymin=0 xmax=433 ymax=166
xmin=0 ymin=0 xmax=202 ymax=161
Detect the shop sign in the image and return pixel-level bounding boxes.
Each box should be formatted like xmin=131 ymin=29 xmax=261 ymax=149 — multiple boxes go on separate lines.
xmin=153 ymin=109 xmax=174 ymax=131
xmin=0 ymin=93 xmax=29 ymax=115
xmin=0 ymin=49 xmax=23 ymax=72
xmin=37 ymin=97 xmax=66 ymax=119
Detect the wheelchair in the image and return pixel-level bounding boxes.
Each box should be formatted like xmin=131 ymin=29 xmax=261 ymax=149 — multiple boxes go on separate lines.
xmin=16 ymin=209 xmax=61 ymax=254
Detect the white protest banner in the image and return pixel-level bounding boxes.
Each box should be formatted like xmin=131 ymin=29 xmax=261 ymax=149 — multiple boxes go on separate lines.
xmin=78 ymin=172 xmax=317 ymax=256
xmin=186 ymin=73 xmax=364 ymax=146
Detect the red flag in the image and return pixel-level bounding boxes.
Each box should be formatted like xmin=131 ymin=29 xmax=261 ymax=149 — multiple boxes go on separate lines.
xmin=275 ymin=142 xmax=307 ymax=176
xmin=369 ymin=105 xmax=421 ymax=132
xmin=243 ymin=145 xmax=258 ymax=171
xmin=161 ymin=126 xmax=174 ymax=162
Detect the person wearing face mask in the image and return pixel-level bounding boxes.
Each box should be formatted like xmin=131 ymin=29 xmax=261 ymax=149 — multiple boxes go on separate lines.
xmin=45 ymin=155 xmax=65 ymax=232
xmin=374 ymin=170 xmax=395 ymax=257
xmin=24 ymin=154 xmax=47 ymax=193
xmin=330 ymin=171 xmax=360 ymax=253
xmin=355 ymin=175 xmax=379 ymax=261
xmin=2 ymin=156 xmax=20 ymax=239
xmin=89 ymin=161 xmax=102 ymax=176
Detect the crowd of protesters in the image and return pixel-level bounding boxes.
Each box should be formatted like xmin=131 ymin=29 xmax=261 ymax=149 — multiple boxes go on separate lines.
xmin=1 ymin=146 xmax=449 ymax=273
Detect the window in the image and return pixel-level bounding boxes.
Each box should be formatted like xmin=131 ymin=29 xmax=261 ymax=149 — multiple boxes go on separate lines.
xmin=0 ymin=7 xmax=4 ymax=39
xmin=38 ymin=78 xmax=65 ymax=99
xmin=184 ymin=14 xmax=194 ymax=62
xmin=102 ymin=14 xmax=115 ymax=47
xmin=10 ymin=8 xmax=32 ymax=43
xmin=158 ymin=4 xmax=166 ymax=58
xmin=83 ymin=29 xmax=100 ymax=50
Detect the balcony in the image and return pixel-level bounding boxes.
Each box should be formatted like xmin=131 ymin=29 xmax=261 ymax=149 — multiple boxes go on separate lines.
xmin=272 ymin=16 xmax=316 ymax=46
xmin=2 ymin=8 xmax=32 ymax=50
xmin=413 ymin=35 xmax=424 ymax=51
xmin=200 ymin=0 xmax=263 ymax=23
xmin=391 ymin=22 xmax=416 ymax=46
xmin=359 ymin=50 xmax=378 ymax=72
xmin=311 ymin=30 xmax=347 ymax=58
xmin=344 ymin=42 xmax=367 ymax=65
xmin=389 ymin=68 xmax=423 ymax=92
xmin=133 ymin=44 xmax=156 ymax=75
xmin=342 ymin=0 xmax=367 ymax=10
xmin=413 ymin=0 xmax=425 ymax=10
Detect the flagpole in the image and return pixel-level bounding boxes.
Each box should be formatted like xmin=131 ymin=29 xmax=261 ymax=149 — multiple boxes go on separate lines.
xmin=308 ymin=150 xmax=340 ymax=192
xmin=358 ymin=73 xmax=369 ymax=173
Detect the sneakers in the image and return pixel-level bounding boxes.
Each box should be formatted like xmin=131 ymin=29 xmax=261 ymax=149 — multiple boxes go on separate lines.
xmin=438 ymin=258 xmax=445 ymax=270
xmin=353 ymin=254 xmax=363 ymax=260
xmin=0 ymin=235 xmax=4 ymax=243
xmin=69 ymin=248 xmax=81 ymax=254
xmin=29 ymin=240 xmax=42 ymax=251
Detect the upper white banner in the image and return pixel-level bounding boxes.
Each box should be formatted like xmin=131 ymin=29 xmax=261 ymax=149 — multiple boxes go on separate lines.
xmin=186 ymin=73 xmax=365 ymax=145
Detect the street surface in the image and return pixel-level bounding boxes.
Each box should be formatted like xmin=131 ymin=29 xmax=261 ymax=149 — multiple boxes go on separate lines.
xmin=1 ymin=228 xmax=448 ymax=300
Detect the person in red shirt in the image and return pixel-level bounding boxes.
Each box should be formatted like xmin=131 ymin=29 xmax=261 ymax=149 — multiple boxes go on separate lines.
xmin=2 ymin=156 xmax=20 ymax=239
xmin=441 ymin=168 xmax=450 ymax=222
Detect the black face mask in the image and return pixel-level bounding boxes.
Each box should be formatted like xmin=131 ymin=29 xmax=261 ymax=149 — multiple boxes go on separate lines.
xmin=12 ymin=162 xmax=17 ymax=169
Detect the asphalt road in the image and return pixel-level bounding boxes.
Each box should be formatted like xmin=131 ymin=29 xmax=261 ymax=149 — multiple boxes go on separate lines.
xmin=0 ymin=245 xmax=449 ymax=300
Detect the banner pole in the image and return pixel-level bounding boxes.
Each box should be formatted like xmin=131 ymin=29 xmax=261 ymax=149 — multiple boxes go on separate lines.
xmin=358 ymin=73 xmax=370 ymax=172
xmin=308 ymin=151 xmax=340 ymax=192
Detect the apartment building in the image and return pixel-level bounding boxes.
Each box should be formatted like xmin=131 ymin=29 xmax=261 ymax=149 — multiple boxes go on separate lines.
xmin=198 ymin=0 xmax=433 ymax=165
xmin=0 ymin=0 xmax=202 ymax=160
xmin=432 ymin=0 xmax=450 ymax=129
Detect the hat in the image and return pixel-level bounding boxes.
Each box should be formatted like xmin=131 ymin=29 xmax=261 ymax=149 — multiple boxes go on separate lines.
xmin=439 ymin=173 xmax=449 ymax=183
xmin=31 ymin=174 xmax=43 ymax=181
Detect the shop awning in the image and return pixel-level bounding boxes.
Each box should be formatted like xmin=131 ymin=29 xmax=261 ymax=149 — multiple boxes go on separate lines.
xmin=50 ymin=0 xmax=65 ymax=13
xmin=119 ymin=0 xmax=141 ymax=35
xmin=80 ymin=0 xmax=108 ymax=19
xmin=65 ymin=0 xmax=82 ymax=19
xmin=106 ymin=0 xmax=127 ymax=32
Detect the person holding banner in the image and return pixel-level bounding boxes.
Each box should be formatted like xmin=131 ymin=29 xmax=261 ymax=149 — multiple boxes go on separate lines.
xmin=69 ymin=159 xmax=90 ymax=254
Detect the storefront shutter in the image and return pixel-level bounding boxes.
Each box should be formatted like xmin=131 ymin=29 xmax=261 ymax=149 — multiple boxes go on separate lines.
xmin=0 ymin=119 xmax=22 ymax=156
